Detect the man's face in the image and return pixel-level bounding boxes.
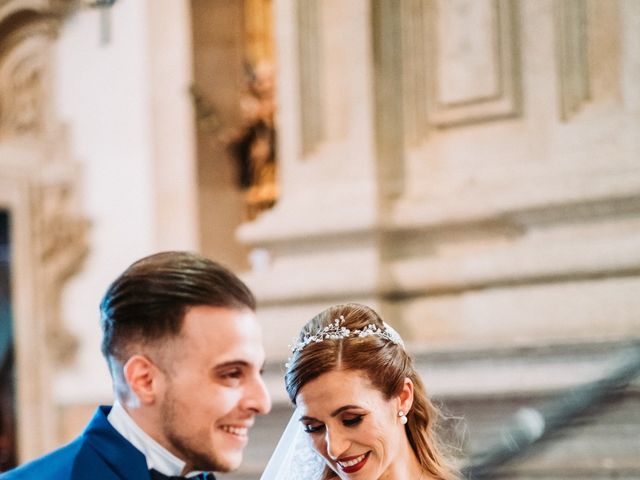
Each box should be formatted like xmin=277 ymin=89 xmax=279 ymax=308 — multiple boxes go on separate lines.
xmin=155 ymin=306 xmax=271 ymax=473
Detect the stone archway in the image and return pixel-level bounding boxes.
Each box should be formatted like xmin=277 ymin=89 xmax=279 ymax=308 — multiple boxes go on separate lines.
xmin=0 ymin=0 xmax=88 ymax=462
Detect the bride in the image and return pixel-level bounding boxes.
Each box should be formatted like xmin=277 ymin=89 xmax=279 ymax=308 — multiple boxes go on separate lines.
xmin=262 ymin=303 xmax=459 ymax=479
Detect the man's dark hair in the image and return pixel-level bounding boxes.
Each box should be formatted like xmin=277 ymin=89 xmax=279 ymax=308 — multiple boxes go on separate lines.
xmin=100 ymin=251 xmax=256 ymax=362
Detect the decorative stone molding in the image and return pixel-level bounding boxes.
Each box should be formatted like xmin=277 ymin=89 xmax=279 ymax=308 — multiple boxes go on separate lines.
xmin=555 ymin=0 xmax=590 ymax=121
xmin=0 ymin=0 xmax=87 ymax=460
xmin=383 ymin=0 xmax=523 ymax=142
xmin=372 ymin=0 xmax=407 ymax=196
xmin=372 ymin=0 xmax=522 ymax=198
xmin=296 ymin=0 xmax=324 ymax=155
xmin=398 ymin=0 xmax=430 ymax=145
xmin=425 ymin=0 xmax=522 ymax=128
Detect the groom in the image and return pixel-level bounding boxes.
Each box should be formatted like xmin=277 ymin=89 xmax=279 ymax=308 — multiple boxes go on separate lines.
xmin=1 ymin=251 xmax=271 ymax=479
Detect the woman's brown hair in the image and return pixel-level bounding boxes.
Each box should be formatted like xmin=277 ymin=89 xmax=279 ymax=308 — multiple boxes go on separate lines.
xmin=285 ymin=303 xmax=459 ymax=480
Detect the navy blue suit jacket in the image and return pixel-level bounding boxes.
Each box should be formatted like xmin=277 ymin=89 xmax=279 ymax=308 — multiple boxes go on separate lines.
xmin=0 ymin=406 xmax=150 ymax=480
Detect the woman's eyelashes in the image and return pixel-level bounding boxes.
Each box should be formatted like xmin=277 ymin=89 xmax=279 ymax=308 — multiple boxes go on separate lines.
xmin=303 ymin=423 xmax=324 ymax=433
xmin=303 ymin=415 xmax=365 ymax=433
xmin=342 ymin=415 xmax=364 ymax=427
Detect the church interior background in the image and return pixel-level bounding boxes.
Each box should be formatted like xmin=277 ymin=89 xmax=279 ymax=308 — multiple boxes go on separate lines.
xmin=0 ymin=0 xmax=639 ymax=478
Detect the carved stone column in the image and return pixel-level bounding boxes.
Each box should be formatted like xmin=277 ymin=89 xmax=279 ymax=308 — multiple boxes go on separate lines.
xmin=0 ymin=0 xmax=88 ymax=460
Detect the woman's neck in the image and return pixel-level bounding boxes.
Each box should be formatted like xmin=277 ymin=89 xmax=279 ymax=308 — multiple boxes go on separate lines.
xmin=378 ymin=432 xmax=426 ymax=480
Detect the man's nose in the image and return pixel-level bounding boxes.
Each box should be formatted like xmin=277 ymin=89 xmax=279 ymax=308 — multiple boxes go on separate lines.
xmin=244 ymin=375 xmax=272 ymax=415
xmin=325 ymin=427 xmax=350 ymax=461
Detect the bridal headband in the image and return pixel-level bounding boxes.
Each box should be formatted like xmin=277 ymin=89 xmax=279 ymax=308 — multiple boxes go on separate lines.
xmin=286 ymin=315 xmax=404 ymax=367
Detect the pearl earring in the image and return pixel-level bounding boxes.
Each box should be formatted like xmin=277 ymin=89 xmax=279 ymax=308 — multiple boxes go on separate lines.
xmin=398 ymin=410 xmax=408 ymax=425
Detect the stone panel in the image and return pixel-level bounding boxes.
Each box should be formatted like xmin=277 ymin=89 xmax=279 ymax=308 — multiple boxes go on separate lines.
xmin=427 ymin=0 xmax=521 ymax=127
xmin=401 ymin=0 xmax=522 ymax=131
xmin=555 ymin=0 xmax=590 ymax=120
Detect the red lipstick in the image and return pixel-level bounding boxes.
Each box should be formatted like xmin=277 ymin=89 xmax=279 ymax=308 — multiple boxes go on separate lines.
xmin=337 ymin=451 xmax=370 ymax=474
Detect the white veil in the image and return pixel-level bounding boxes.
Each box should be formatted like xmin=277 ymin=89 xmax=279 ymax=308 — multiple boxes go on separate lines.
xmin=260 ymin=407 xmax=326 ymax=480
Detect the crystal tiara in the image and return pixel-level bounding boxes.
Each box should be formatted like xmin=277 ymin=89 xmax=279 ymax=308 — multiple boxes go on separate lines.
xmin=288 ymin=315 xmax=405 ymax=357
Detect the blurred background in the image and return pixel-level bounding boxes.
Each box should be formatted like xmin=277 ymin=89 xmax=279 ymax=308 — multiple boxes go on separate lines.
xmin=0 ymin=0 xmax=639 ymax=478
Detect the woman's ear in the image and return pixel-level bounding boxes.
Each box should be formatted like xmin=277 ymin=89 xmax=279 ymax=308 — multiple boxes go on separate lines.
xmin=398 ymin=377 xmax=414 ymax=414
xmin=123 ymin=354 xmax=163 ymax=405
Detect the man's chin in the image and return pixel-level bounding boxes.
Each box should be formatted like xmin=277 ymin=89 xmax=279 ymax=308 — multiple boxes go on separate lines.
xmin=228 ymin=454 xmax=245 ymax=472
xmin=208 ymin=451 xmax=243 ymax=473
xmin=182 ymin=449 xmax=243 ymax=474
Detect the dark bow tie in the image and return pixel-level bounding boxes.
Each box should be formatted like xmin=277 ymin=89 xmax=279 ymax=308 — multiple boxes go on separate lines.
xmin=149 ymin=469 xmax=216 ymax=480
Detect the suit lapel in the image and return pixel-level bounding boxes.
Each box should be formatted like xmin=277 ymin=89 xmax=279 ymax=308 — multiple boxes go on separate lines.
xmin=81 ymin=406 xmax=151 ymax=479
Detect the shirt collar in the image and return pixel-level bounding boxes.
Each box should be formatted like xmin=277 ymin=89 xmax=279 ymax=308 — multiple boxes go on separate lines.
xmin=107 ymin=401 xmax=206 ymax=478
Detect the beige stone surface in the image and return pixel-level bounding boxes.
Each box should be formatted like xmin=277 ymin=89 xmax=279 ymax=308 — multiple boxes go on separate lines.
xmin=241 ymin=0 xmax=640 ymax=356
xmin=192 ymin=0 xmax=250 ymax=271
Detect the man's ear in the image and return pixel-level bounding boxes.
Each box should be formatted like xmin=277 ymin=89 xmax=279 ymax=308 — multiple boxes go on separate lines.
xmin=123 ymin=354 xmax=164 ymax=405
xmin=398 ymin=377 xmax=414 ymax=414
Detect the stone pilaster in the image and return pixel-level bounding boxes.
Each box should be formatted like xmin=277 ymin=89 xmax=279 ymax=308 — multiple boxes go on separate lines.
xmin=0 ymin=0 xmax=88 ymax=461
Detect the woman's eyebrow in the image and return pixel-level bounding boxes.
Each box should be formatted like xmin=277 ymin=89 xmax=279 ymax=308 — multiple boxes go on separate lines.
xmin=299 ymin=404 xmax=362 ymax=422
xmin=330 ymin=405 xmax=361 ymax=417
xmin=299 ymin=415 xmax=318 ymax=423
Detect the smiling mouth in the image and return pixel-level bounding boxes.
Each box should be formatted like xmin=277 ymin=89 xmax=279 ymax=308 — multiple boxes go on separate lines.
xmin=220 ymin=425 xmax=248 ymax=436
xmin=337 ymin=452 xmax=370 ymax=473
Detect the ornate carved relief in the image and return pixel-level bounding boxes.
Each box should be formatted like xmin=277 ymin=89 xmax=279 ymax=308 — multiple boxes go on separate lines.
xmin=297 ymin=0 xmax=324 ymax=154
xmin=0 ymin=50 xmax=47 ymax=137
xmin=31 ymin=170 xmax=89 ymax=288
xmin=555 ymin=0 xmax=590 ymax=121
xmin=39 ymin=171 xmax=87 ymax=359
xmin=10 ymin=62 xmax=43 ymax=133
xmin=0 ymin=14 xmax=58 ymax=138
xmin=424 ymin=0 xmax=521 ymax=128
xmin=33 ymin=170 xmax=88 ymax=366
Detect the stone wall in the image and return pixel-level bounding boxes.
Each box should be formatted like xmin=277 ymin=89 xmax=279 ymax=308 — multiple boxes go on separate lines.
xmin=241 ymin=0 xmax=640 ymax=358
xmin=229 ymin=0 xmax=640 ymax=477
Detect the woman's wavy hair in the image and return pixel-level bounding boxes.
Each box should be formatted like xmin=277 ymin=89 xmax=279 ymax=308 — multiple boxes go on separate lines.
xmin=285 ymin=303 xmax=459 ymax=480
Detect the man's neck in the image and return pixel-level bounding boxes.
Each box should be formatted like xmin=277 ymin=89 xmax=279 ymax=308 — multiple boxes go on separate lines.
xmin=107 ymin=401 xmax=188 ymax=476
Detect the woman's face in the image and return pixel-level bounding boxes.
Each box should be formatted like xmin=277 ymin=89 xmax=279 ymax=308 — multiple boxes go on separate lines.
xmin=296 ymin=369 xmax=412 ymax=479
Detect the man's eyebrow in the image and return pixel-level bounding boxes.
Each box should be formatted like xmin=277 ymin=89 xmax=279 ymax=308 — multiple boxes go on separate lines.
xmin=299 ymin=405 xmax=361 ymax=422
xmin=212 ymin=360 xmax=267 ymax=374
xmin=213 ymin=360 xmax=250 ymax=370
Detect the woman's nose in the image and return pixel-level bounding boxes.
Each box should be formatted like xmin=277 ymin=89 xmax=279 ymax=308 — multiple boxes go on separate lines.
xmin=325 ymin=427 xmax=350 ymax=461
